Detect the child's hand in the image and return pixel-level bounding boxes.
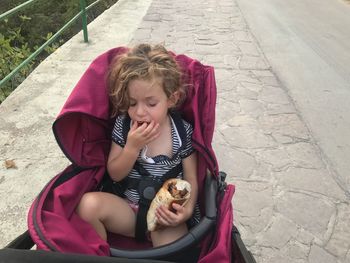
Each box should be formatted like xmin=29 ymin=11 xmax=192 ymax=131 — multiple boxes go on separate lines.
xmin=155 ymin=203 xmax=190 ymax=228
xmin=126 ymin=120 xmax=160 ymax=151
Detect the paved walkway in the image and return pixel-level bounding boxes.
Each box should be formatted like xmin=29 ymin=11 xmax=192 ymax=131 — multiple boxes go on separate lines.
xmin=1 ymin=0 xmax=349 ymax=262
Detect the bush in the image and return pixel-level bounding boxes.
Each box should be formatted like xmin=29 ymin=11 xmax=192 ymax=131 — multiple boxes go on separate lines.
xmin=0 ymin=0 xmax=118 ymax=103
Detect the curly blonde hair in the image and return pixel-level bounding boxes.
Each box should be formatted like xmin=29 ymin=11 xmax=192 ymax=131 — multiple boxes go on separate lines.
xmin=108 ymin=44 xmax=186 ymax=117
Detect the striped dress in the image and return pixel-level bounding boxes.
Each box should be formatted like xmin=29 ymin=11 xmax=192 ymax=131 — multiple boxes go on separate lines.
xmin=111 ymin=114 xmax=201 ymax=225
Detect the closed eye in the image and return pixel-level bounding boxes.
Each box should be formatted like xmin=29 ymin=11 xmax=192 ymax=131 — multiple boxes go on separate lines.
xmin=148 ymin=102 xmax=157 ymax=107
xmin=147 ymin=99 xmax=158 ymax=107
xmin=129 ymin=100 xmax=137 ymax=107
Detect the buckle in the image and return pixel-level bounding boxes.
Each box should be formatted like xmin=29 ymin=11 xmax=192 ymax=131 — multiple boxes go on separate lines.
xmin=218 ymin=171 xmax=227 ymax=193
xmin=138 ymin=177 xmax=162 ymax=201
xmin=143 ymin=186 xmax=156 ymax=200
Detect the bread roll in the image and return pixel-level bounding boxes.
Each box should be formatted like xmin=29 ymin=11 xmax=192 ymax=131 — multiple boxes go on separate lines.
xmin=147 ymin=178 xmax=191 ymax=232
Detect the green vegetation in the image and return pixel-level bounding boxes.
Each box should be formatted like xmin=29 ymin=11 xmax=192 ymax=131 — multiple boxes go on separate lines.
xmin=0 ymin=0 xmax=118 ymax=103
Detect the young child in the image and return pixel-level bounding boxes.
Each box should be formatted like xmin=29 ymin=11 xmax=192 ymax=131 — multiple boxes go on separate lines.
xmin=76 ymin=44 xmax=198 ymax=247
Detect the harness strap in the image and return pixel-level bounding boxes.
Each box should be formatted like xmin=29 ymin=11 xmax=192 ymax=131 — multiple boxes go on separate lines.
xmin=126 ymin=162 xmax=183 ymax=189
xmin=135 ymin=198 xmax=152 ymax=241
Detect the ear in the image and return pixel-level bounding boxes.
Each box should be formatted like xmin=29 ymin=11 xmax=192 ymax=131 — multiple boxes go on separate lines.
xmin=168 ymin=91 xmax=180 ymax=108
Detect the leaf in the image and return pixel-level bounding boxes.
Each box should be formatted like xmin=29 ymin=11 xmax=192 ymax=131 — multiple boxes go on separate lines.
xmin=4 ymin=159 xmax=17 ymax=169
xmin=19 ymin=15 xmax=32 ymax=21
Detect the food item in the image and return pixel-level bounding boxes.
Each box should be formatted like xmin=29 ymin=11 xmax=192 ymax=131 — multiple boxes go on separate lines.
xmin=137 ymin=121 xmax=150 ymax=127
xmin=147 ymin=178 xmax=191 ymax=232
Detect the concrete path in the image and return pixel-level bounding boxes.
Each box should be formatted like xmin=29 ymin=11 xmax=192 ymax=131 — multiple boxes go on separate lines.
xmin=1 ymin=0 xmax=349 ymax=262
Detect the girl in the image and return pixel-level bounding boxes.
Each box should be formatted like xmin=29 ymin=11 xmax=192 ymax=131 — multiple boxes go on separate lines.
xmin=76 ymin=44 xmax=198 ymax=247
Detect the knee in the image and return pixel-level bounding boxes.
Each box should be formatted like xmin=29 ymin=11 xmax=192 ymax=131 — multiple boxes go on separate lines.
xmin=76 ymin=192 xmax=101 ymax=220
xmin=151 ymin=223 xmax=188 ymax=247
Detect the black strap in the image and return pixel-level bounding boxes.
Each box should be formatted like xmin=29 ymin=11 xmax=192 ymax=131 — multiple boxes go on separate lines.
xmin=122 ymin=115 xmax=131 ymax=144
xmin=169 ymin=111 xmax=187 ymax=150
xmin=133 ymin=163 xmax=159 ymax=241
xmin=135 ymin=194 xmax=153 ymax=241
xmin=126 ymin=162 xmax=183 ymax=190
xmin=98 ymin=172 xmax=126 ymax=197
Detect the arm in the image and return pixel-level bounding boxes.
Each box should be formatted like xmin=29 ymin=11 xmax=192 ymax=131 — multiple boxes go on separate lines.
xmin=107 ymin=141 xmax=139 ymax=181
xmin=180 ymin=152 xmax=198 ymax=219
xmin=107 ymin=121 xmax=160 ymax=182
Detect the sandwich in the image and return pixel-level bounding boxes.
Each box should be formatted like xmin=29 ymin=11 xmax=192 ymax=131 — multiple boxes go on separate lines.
xmin=147 ymin=178 xmax=191 ymax=232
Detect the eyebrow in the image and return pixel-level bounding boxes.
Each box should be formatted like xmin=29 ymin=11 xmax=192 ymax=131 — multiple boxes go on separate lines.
xmin=129 ymin=96 xmax=158 ymax=100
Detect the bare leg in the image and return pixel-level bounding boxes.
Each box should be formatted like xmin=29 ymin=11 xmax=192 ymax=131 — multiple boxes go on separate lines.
xmin=150 ymin=223 xmax=188 ymax=247
xmin=76 ymin=192 xmax=136 ymax=240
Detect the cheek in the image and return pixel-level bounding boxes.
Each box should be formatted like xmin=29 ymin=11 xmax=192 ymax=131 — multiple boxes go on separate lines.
xmin=153 ymin=106 xmax=169 ymax=120
xmin=127 ymin=108 xmax=135 ymax=117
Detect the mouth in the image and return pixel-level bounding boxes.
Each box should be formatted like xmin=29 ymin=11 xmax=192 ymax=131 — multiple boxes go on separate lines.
xmin=137 ymin=121 xmax=150 ymax=127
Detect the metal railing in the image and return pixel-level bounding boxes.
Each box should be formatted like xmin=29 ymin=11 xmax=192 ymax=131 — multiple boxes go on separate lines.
xmin=0 ymin=0 xmax=102 ymax=89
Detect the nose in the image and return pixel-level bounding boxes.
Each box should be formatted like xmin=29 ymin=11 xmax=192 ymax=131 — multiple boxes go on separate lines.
xmin=135 ymin=104 xmax=146 ymax=117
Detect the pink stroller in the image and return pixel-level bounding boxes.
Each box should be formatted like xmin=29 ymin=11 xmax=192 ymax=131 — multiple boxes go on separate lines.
xmin=1 ymin=47 xmax=256 ymax=263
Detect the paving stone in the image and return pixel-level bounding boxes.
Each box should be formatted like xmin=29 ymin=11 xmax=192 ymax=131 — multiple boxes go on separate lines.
xmin=325 ymin=203 xmax=350 ymax=258
xmin=214 ymin=143 xmax=257 ymax=179
xmin=221 ymin=126 xmax=277 ymax=149
xmin=256 ymin=214 xmax=298 ymax=249
xmin=239 ymin=81 xmax=263 ymax=93
xmin=275 ymin=167 xmax=346 ymax=201
xmin=285 ymin=142 xmax=326 ymax=169
xmin=226 ymin=115 xmax=259 ymax=128
xmin=238 ymin=42 xmax=261 ymax=56
xmin=309 ymin=244 xmax=338 ymax=263
xmin=259 ymin=241 xmax=309 ymax=263
xmin=259 ymin=113 xmax=310 ymax=141
xmin=233 ymin=183 xmax=275 ymax=250
xmin=276 ymin=191 xmax=336 ymax=240
xmin=259 ymin=85 xmax=291 ymax=104
xmin=256 ymin=147 xmax=294 ymax=172
xmin=239 ymin=55 xmax=270 ymax=70
xmin=233 ymin=180 xmax=273 ymax=218
xmin=237 ymin=84 xmax=259 ymax=100
xmin=221 ymin=55 xmax=240 ymax=69
xmin=345 ymin=251 xmax=350 ymax=263
xmin=234 ymin=30 xmax=253 ymax=42
xmin=266 ymin=103 xmax=296 ymax=115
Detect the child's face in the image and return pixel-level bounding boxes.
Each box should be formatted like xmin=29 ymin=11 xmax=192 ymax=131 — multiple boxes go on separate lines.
xmin=127 ymin=78 xmax=174 ymax=127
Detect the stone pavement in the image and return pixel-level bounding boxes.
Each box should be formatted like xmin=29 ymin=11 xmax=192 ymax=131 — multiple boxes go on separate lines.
xmin=1 ymin=0 xmax=349 ymax=262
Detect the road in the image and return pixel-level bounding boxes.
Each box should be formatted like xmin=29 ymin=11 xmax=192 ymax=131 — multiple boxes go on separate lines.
xmin=236 ymin=0 xmax=350 ymax=196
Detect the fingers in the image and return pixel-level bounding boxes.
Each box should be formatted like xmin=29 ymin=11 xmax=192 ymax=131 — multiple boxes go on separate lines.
xmin=130 ymin=121 xmax=139 ymax=131
xmin=135 ymin=121 xmax=160 ymax=143
xmin=144 ymin=121 xmax=160 ymax=141
xmin=156 ymin=210 xmax=172 ymax=226
xmin=156 ymin=206 xmax=175 ymax=227
xmin=127 ymin=121 xmax=160 ymax=150
xmin=156 ymin=205 xmax=185 ymax=227
xmin=171 ymin=203 xmax=184 ymax=212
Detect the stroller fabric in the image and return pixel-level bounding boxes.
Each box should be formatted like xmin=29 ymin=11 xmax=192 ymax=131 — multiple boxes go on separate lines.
xmin=27 ymin=47 xmax=235 ymax=262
